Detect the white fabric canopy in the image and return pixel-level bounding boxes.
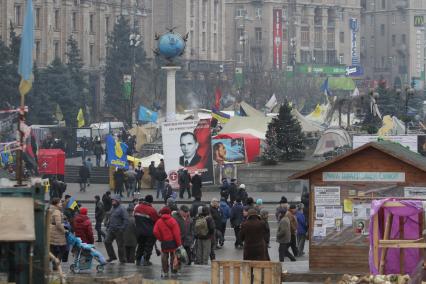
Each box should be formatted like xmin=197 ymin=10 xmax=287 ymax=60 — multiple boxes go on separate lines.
xmin=313 ymin=128 xmax=352 ymax=156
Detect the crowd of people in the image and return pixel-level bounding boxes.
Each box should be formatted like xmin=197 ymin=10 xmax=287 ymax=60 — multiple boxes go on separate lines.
xmin=48 ymin=176 xmax=309 ymax=278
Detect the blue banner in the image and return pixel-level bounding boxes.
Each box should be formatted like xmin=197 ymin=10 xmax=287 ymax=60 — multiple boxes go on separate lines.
xmin=138 ymin=106 xmax=158 ymax=123
xmin=106 ymin=134 xmax=128 ymax=169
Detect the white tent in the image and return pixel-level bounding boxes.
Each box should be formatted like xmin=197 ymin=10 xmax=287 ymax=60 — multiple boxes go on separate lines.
xmin=140 ymin=153 xmax=164 ymax=168
xmin=291 ymin=109 xmax=325 ymax=133
xmin=219 ymin=116 xmax=271 ymax=139
xmin=313 ymin=128 xmax=352 ymax=156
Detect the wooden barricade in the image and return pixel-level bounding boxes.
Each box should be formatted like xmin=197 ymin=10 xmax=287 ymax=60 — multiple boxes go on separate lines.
xmin=211 ymin=260 xmax=282 ymax=284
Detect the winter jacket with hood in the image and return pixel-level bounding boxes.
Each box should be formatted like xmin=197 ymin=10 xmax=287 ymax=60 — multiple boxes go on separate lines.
xmin=134 ymin=202 xmax=159 ymax=237
xmin=72 ymin=213 xmax=94 ymax=244
xmin=153 ymin=214 xmax=182 ymax=252
xmin=239 ymin=214 xmax=269 ymax=261
xmin=230 ymin=202 xmax=244 ymax=227
xmin=219 ymin=199 xmax=230 ymax=224
xmin=49 ymin=206 xmax=66 ymax=246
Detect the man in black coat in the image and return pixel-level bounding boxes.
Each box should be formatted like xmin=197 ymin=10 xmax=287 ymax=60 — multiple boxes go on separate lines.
xmin=191 ymin=171 xmax=202 ymax=199
xmin=148 ymin=161 xmax=156 ymax=189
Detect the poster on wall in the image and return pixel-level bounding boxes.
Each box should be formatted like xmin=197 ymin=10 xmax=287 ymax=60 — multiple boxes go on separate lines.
xmin=314 ymin=186 xmax=341 ymax=206
xmin=211 ymin=138 xmax=246 ymax=165
xmin=162 ymin=119 xmax=213 ymax=187
xmin=272 ymin=9 xmax=283 ymax=70
xmin=353 ymin=135 xmax=419 ymax=153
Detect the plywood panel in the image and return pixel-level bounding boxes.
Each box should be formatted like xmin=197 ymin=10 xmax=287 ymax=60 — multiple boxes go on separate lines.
xmin=0 ymin=197 xmax=34 ymax=241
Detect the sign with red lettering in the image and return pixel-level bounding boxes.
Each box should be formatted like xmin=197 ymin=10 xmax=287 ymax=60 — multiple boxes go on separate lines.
xmin=273 ymin=9 xmax=283 ymax=70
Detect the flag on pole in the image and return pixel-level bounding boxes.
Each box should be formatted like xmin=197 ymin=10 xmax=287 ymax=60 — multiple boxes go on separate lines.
xmin=18 ymin=0 xmax=34 ymax=96
xmin=212 ymin=109 xmax=231 ymax=124
xmin=350 ymin=87 xmax=360 ymax=97
xmin=138 ymin=105 xmax=158 ymax=122
xmin=320 ymin=78 xmax=332 ymax=96
xmin=66 ymin=196 xmax=79 ymax=210
xmin=77 ymin=108 xmax=85 ymax=128
xmin=265 ymin=94 xmax=278 ymax=110
xmin=214 ymin=88 xmax=222 ymax=110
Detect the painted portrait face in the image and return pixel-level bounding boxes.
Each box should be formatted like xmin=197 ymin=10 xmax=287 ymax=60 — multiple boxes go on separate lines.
xmin=217 ymin=143 xmax=227 ymax=159
xmin=180 ymin=133 xmax=198 ymax=159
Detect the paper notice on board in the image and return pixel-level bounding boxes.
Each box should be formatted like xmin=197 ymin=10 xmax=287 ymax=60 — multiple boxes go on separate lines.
xmin=353 ymin=203 xmax=371 ymax=219
xmin=324 ymin=206 xmax=343 ymax=219
xmin=316 ymin=206 xmax=325 ymax=219
xmin=343 ymin=214 xmax=353 ymax=226
xmin=344 ymin=199 xmax=353 ymax=213
xmin=323 ymin=218 xmax=335 ymax=228
xmin=313 ymin=226 xmax=326 ymax=237
xmin=314 ymin=186 xmax=340 ymax=205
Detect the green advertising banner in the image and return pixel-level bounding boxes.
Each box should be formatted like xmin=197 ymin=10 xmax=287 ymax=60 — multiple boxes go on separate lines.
xmin=297 ymin=65 xmax=347 ymax=75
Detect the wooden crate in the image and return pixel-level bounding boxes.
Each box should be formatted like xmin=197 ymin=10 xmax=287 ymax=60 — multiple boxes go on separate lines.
xmin=211 ymin=260 xmax=282 ymax=284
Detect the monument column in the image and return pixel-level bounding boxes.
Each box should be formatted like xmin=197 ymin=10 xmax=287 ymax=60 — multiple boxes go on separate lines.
xmin=161 ymin=66 xmax=181 ymax=121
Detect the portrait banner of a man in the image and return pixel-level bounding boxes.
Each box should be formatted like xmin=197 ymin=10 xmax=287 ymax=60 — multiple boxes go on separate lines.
xmin=162 ymin=119 xmax=213 ymax=187
xmin=211 ymin=138 xmax=246 ymax=164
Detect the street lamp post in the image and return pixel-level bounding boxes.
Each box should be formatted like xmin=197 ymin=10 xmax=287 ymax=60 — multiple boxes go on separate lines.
xmin=396 ymin=86 xmax=415 ymax=134
xmin=129 ymin=33 xmax=141 ymax=127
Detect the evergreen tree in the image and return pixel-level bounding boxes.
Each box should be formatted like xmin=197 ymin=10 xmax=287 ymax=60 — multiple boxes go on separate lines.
xmin=0 ymin=35 xmax=19 ymax=109
xmin=262 ymin=122 xmax=281 ymax=165
xmin=265 ymin=101 xmax=305 ymax=161
xmin=9 ymin=22 xmax=21 ymax=65
xmin=66 ymin=36 xmax=88 ymax=117
xmin=104 ymin=16 xmax=145 ymax=124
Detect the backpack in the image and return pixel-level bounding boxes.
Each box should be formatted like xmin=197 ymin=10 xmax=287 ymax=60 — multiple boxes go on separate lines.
xmin=194 ymin=216 xmax=209 ymax=237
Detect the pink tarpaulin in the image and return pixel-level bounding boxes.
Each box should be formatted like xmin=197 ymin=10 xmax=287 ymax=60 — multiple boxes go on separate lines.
xmin=369 ymin=199 xmax=423 ymax=275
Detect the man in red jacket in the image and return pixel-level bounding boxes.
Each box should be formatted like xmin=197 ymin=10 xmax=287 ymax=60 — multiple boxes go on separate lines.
xmin=153 ymin=207 xmax=182 ymax=278
xmin=72 ymin=207 xmax=94 ymax=244
xmin=134 ymin=195 xmax=159 ymax=266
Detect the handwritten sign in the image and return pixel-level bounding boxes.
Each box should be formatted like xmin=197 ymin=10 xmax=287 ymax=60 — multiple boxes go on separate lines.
xmin=323 ymin=172 xmax=405 ymax=182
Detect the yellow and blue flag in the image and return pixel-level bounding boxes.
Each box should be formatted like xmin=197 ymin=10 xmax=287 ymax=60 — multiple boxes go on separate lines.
xmin=212 ymin=108 xmax=230 ymax=124
xmin=138 ymin=106 xmax=158 ymax=123
xmin=18 ymin=0 xmax=34 ymax=96
xmin=66 ymin=196 xmax=79 ymax=210
xmin=106 ymin=134 xmax=128 ymax=169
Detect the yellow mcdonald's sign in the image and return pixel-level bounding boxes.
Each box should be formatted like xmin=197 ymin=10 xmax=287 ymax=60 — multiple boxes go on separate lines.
xmin=414 ymin=15 xmax=424 ymax=27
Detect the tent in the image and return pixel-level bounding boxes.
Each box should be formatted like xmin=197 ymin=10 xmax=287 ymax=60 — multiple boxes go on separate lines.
xmin=239 ymin=101 xmax=265 ymax=117
xmin=213 ymin=133 xmax=260 ymax=163
xmin=313 ymin=128 xmax=352 ymax=156
xmin=291 ymin=109 xmax=325 ymax=133
xmin=219 ymin=116 xmax=271 ymax=140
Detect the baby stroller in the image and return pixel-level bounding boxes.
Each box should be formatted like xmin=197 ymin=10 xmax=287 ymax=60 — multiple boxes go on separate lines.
xmin=66 ymin=231 xmax=106 ymax=273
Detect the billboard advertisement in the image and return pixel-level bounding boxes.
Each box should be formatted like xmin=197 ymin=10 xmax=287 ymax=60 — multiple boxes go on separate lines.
xmin=162 ymin=119 xmax=213 ymax=186
xmin=349 ymin=18 xmax=360 ymax=66
xmin=353 ymin=135 xmax=426 ymax=156
xmin=211 ymin=138 xmax=246 ymax=165
xmin=273 ymin=9 xmax=283 ymax=70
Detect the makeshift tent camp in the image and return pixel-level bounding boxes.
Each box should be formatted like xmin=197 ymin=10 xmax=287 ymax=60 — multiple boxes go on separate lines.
xmin=239 ymin=101 xmax=265 ymax=117
xmin=213 ymin=133 xmax=260 ymax=162
xmin=313 ymin=128 xmax=352 ymax=156
xmin=291 ymin=109 xmax=325 ymax=133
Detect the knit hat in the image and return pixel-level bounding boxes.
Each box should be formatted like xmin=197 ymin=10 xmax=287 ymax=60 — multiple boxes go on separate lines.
xmin=144 ymin=195 xmax=153 ymax=203
xmin=247 ymin=209 xmax=258 ymax=217
xmin=289 ymin=204 xmax=297 ymax=210
xmin=111 ymin=195 xmax=121 ymax=202
xmin=239 ymin=184 xmax=246 ymax=189
xmin=79 ymin=207 xmax=88 ymax=215
xmin=279 ymin=196 xmax=288 ymax=204
xmin=256 ymin=198 xmax=263 ymax=205
xmin=159 ymin=206 xmax=171 ymax=215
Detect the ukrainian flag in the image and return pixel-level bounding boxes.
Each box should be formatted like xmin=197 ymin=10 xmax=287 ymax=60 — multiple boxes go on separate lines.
xmin=18 ymin=0 xmax=34 ymax=96
xmin=66 ymin=197 xmax=79 ymax=210
xmin=212 ymin=108 xmax=230 ymax=124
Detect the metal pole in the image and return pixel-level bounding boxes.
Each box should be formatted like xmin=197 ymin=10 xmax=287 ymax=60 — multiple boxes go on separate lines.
xmin=405 ymin=91 xmax=408 ymax=134
xmin=130 ymin=45 xmax=136 ymax=127
xmin=15 ymin=94 xmax=25 ymax=186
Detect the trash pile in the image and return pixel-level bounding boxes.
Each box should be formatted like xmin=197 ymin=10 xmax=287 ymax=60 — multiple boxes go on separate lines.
xmin=337 ymin=274 xmax=410 ymax=284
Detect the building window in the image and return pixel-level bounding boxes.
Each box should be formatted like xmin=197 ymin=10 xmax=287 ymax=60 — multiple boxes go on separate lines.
xmin=74 ymin=0 xmax=78 ymax=6
xmin=202 ymin=0 xmax=207 ymax=19
xmin=326 ymin=50 xmax=337 ymax=65
xmin=255 ymin=27 xmax=262 ymax=43
xmin=54 ymin=9 xmax=60 ymax=30
xmin=237 ymin=28 xmax=244 ymax=41
xmin=236 ymin=52 xmax=243 ymax=63
xmin=301 ymin=50 xmax=311 ymax=64
xmin=339 ymin=32 xmax=344 ymax=44
xmin=190 ymin=0 xmax=195 ymax=17
xmin=89 ymin=44 xmax=94 ymax=66
xmin=361 ymin=37 xmax=366 ymax=49
xmin=202 ymin=32 xmax=206 ymax=51
xmin=105 ymin=16 xmax=110 ymax=34
xmin=72 ymin=12 xmax=78 ymax=31
xmin=35 ymin=41 xmax=41 ymax=64
xmin=213 ymin=33 xmax=217 ymax=52
xmin=401 ymin=34 xmax=406 ymax=44
xmin=301 ymin=8 xmax=308 ymax=25
xmin=381 ymin=0 xmax=385 ymax=9
xmin=14 ymin=5 xmax=22 ymax=26
xmin=314 ymin=8 xmax=322 ymax=26
xmin=89 ymin=14 xmax=94 ymax=33
xmin=35 ymin=7 xmax=41 ymax=29
xmin=301 ymin=27 xmax=309 ymax=47
xmin=380 ymin=24 xmax=385 ymax=36
xmin=370 ymin=15 xmax=374 ymax=25
xmin=190 ymin=30 xmax=194 ymax=48
xmin=54 ymin=41 xmax=60 ymax=59
xmin=314 ymin=28 xmax=322 ymax=48
xmin=392 ymin=35 xmax=396 ymax=47
xmin=370 ymin=35 xmax=375 ymax=47
xmin=392 ymin=13 xmax=396 ymax=24
xmin=255 ymin=7 xmax=262 ymax=18
xmin=236 ymin=6 xmax=245 ymax=17
xmin=313 ymin=50 xmax=324 ymax=64
xmin=339 ymin=53 xmax=344 ymax=64
xmin=327 ymin=29 xmax=335 ymax=49
xmin=282 ymin=28 xmax=287 ymax=41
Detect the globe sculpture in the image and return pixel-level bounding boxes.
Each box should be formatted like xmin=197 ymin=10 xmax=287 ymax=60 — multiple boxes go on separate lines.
xmin=154 ymin=30 xmax=188 ymax=63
